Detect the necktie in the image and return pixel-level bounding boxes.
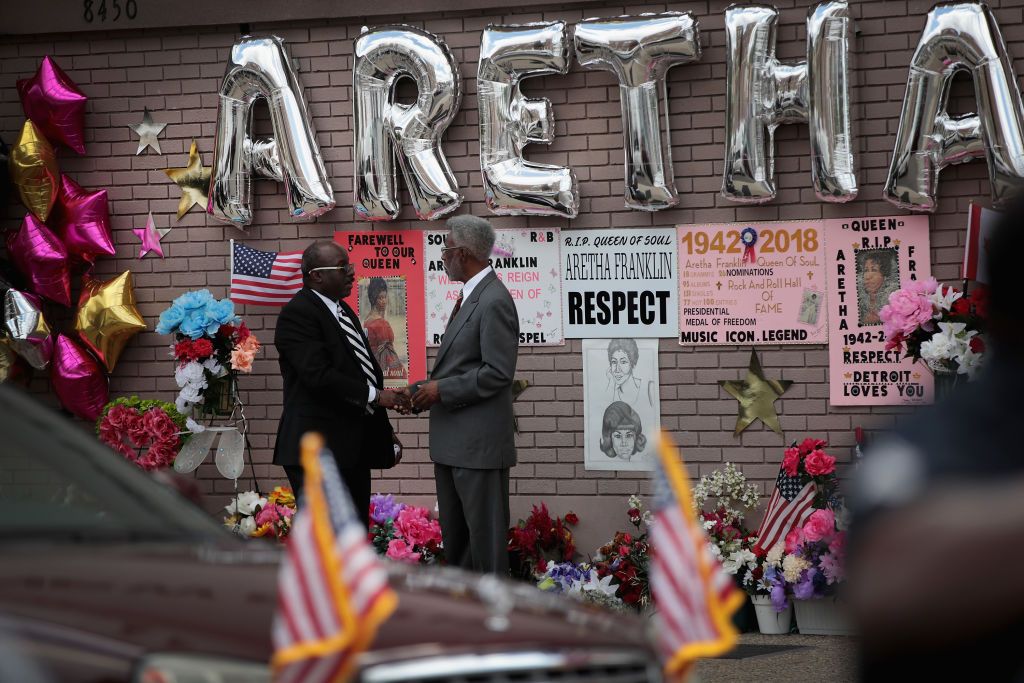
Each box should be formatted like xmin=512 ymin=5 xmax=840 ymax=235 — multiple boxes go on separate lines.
xmin=446 ymin=290 xmax=464 ymax=330
xmin=336 ymin=306 xmax=378 ymax=390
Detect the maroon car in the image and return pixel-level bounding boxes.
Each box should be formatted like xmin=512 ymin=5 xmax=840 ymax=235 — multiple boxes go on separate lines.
xmin=0 ymin=386 xmax=662 ymax=682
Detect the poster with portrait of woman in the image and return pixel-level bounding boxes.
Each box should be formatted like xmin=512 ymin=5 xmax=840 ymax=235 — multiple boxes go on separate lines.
xmin=582 ymin=338 xmax=661 ymax=471
xmin=357 ymin=276 xmax=409 ymax=387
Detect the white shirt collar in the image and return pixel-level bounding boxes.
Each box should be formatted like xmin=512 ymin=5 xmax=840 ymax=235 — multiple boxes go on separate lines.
xmin=310 ymin=288 xmax=341 ymax=316
xmin=460 ymin=266 xmax=493 ymax=301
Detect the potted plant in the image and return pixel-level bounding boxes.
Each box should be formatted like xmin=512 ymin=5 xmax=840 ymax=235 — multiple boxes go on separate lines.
xmin=591 ymin=495 xmax=652 ymax=610
xmin=745 ymin=542 xmax=792 ymax=634
xmin=781 ymin=508 xmax=853 ymax=635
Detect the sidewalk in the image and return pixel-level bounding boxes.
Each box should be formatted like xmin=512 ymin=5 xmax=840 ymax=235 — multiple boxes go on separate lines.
xmin=692 ymin=633 xmax=857 ymax=682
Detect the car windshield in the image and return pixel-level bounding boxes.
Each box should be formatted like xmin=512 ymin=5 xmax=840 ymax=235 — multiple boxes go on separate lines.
xmin=0 ymin=386 xmax=230 ymax=544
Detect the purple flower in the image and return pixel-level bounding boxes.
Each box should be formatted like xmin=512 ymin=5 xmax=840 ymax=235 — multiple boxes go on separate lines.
xmin=793 ymin=568 xmax=819 ymax=600
xmin=370 ymin=494 xmax=406 ymax=524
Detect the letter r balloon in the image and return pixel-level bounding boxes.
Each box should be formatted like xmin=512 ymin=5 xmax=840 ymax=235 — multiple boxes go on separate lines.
xmin=574 ymin=13 xmax=702 ymax=212
xmin=478 ymin=22 xmax=579 ymax=218
xmin=208 ymin=36 xmax=336 ymax=226
xmin=353 ymin=25 xmax=463 ymax=222
xmin=721 ymin=2 xmax=857 ymax=204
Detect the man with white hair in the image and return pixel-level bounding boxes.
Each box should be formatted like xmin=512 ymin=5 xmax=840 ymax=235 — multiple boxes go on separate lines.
xmin=410 ymin=215 xmax=519 ymax=574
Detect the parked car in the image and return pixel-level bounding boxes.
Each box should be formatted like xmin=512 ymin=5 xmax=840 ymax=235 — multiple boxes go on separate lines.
xmin=0 ymin=385 xmax=662 ymax=682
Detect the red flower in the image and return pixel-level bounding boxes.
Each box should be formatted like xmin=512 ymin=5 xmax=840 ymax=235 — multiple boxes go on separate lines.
xmin=804 ymin=449 xmax=836 ymax=477
xmin=191 ymin=338 xmax=214 ymax=359
xmin=782 ymin=447 xmax=800 ymax=476
xmin=971 ymin=285 xmax=990 ymax=319
xmin=885 ymin=332 xmax=906 ymax=353
xmin=236 ymin=322 xmax=251 ymax=342
xmin=564 ymin=512 xmax=579 ymax=526
xmin=952 ymin=297 xmax=971 ymax=316
xmin=970 ymin=335 xmax=985 ymax=354
xmin=798 ymin=438 xmax=826 ymax=455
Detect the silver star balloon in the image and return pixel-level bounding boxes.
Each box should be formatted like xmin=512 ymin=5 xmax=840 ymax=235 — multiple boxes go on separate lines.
xmin=4 ymin=289 xmax=53 ymax=370
xmin=129 ymin=108 xmax=167 ymax=155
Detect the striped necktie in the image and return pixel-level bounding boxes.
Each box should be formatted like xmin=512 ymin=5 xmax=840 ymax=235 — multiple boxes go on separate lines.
xmin=445 ymin=290 xmax=464 ymax=330
xmin=336 ymin=305 xmax=378 ymax=392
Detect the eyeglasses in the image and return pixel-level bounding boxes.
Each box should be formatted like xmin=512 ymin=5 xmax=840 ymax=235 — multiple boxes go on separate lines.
xmin=440 ymin=245 xmax=464 ymax=256
xmin=308 ymin=264 xmax=354 ymax=274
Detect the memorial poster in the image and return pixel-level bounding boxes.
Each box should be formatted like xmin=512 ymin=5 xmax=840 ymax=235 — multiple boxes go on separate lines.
xmin=825 ymin=215 xmax=933 ymax=406
xmin=563 ymin=228 xmax=679 ymax=338
xmin=335 ymin=230 xmax=426 ymax=388
xmin=424 ymin=228 xmax=563 ymax=346
xmin=677 ymin=221 xmax=828 ymax=345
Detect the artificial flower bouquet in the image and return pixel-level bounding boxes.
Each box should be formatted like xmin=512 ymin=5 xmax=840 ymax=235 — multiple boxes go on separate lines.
xmin=507 ymin=503 xmax=579 ymax=580
xmin=764 ymin=507 xmax=846 ymax=612
xmin=96 ymin=396 xmax=190 ymax=470
xmin=881 ymin=278 xmax=988 ymax=380
xmin=591 ymin=495 xmax=652 ymax=609
xmin=224 ymin=487 xmax=296 ymax=542
xmin=155 ymin=289 xmax=261 ymax=416
xmin=692 ymin=463 xmax=761 ymax=579
xmin=537 ymin=561 xmax=624 ymax=611
xmin=781 ymin=437 xmax=840 ymax=509
xmin=369 ymin=494 xmax=444 ymax=565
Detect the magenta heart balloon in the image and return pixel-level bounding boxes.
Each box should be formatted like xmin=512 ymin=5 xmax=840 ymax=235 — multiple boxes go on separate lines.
xmin=50 ymin=334 xmax=108 ymax=421
xmin=5 ymin=214 xmax=71 ymax=307
xmin=52 ymin=175 xmax=115 ymax=263
xmin=17 ymin=56 xmax=87 ymax=155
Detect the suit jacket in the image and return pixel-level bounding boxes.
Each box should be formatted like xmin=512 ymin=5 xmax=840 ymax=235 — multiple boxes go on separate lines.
xmin=273 ymin=287 xmax=396 ymax=469
xmin=428 ymin=270 xmax=519 ymax=469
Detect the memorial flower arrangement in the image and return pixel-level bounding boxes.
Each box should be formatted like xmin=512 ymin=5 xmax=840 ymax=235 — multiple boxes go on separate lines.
xmin=96 ymin=396 xmax=190 ymax=470
xmin=223 ymin=487 xmax=296 ymax=542
xmin=368 ymin=494 xmax=444 ymax=565
xmin=507 ymin=503 xmax=579 ymax=580
xmin=537 ymin=561 xmax=624 ymax=611
xmin=592 ymin=495 xmax=652 ymax=609
xmin=767 ymin=508 xmax=847 ymax=611
xmin=881 ymin=278 xmax=988 ymax=380
xmin=691 ymin=463 xmax=761 ymax=577
xmin=781 ymin=437 xmax=840 ymax=508
xmin=155 ymin=289 xmax=261 ymax=415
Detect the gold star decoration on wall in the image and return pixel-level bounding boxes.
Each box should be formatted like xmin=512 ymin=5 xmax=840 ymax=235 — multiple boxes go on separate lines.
xmin=720 ymin=350 xmax=793 ymax=436
xmin=129 ymin=108 xmax=167 ymax=155
xmin=165 ymin=139 xmax=210 ymax=220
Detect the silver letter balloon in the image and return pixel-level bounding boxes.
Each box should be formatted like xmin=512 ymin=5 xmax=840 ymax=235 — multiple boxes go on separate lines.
xmin=207 ymin=36 xmax=335 ymax=226
xmin=574 ymin=13 xmax=702 ymax=211
xmin=478 ymin=22 xmax=578 ymax=218
xmin=722 ymin=2 xmax=857 ymax=204
xmin=353 ymin=26 xmax=463 ymax=221
xmin=884 ymin=2 xmax=1024 ymax=212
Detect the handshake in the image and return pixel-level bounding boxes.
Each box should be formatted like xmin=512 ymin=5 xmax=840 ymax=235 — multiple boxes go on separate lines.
xmin=375 ymin=380 xmax=440 ymax=415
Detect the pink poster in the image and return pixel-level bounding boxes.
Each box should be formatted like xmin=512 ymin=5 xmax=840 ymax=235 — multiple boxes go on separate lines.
xmin=677 ymin=221 xmax=828 ymax=345
xmin=825 ymin=215 xmax=933 ymax=406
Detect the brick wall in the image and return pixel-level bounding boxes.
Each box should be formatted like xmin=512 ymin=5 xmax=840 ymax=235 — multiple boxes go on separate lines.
xmin=0 ymin=0 xmax=1009 ymax=550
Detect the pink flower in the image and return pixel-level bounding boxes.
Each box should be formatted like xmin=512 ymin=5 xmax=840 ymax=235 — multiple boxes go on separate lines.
xmin=781 ymin=447 xmax=800 ymax=476
xmin=802 ymin=509 xmax=836 ymax=543
xmin=230 ymin=348 xmax=254 ymax=372
xmin=395 ymin=506 xmax=442 ymax=547
xmin=386 ymin=538 xmax=421 ymax=563
xmin=239 ymin=334 xmax=260 ymax=354
xmin=126 ymin=412 xmax=149 ymax=447
xmin=804 ymin=449 xmax=836 ymax=477
xmin=104 ymin=405 xmax=133 ymax=430
xmin=880 ymin=286 xmax=935 ymax=338
xmin=785 ymin=527 xmax=805 ymax=553
xmin=256 ymin=504 xmax=295 ymax=527
xmin=828 ymin=531 xmax=846 ymax=557
xmin=819 ymin=552 xmax=845 ymax=584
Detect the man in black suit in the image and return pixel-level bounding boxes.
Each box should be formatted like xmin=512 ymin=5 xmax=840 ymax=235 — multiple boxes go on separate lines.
xmin=273 ymin=240 xmax=407 ymax=528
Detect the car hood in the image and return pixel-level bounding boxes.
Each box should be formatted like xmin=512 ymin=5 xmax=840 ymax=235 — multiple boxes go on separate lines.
xmin=0 ymin=542 xmax=652 ymax=666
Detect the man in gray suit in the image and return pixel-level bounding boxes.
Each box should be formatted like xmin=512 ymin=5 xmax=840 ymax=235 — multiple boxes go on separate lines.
xmin=410 ymin=215 xmax=519 ymax=574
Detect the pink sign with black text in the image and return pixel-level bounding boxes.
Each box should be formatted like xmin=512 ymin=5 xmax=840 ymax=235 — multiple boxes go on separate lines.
xmin=825 ymin=215 xmax=933 ymax=406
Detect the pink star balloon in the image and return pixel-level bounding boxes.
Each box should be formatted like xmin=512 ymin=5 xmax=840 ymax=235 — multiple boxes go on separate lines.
xmin=51 ymin=175 xmax=115 ymax=264
xmin=50 ymin=334 xmax=108 ymax=421
xmin=133 ymin=212 xmax=165 ymax=258
xmin=17 ymin=56 xmax=87 ymax=155
xmin=5 ymin=213 xmax=71 ymax=307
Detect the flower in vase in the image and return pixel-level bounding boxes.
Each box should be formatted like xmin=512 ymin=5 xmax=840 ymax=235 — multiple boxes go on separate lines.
xmin=802 ymin=509 xmax=836 ymax=543
xmin=179 ymin=310 xmax=208 ymax=339
xmin=804 ymin=449 xmax=836 ymax=477
xmin=156 ymin=305 xmax=186 ymax=335
xmin=225 ymin=491 xmax=267 ymax=516
xmin=782 ymin=553 xmax=811 ymax=583
xmin=230 ymin=348 xmax=254 ymax=372
xmin=204 ymin=299 xmax=238 ymax=335
xmin=880 ymin=285 xmax=935 ymax=338
xmin=386 ymin=538 xmax=421 ymax=563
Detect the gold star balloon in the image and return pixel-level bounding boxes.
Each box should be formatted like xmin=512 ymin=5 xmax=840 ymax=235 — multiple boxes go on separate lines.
xmin=720 ymin=350 xmax=793 ymax=436
xmin=74 ymin=270 xmax=147 ymax=373
xmin=165 ymin=139 xmax=210 ymax=219
xmin=9 ymin=119 xmax=60 ymax=221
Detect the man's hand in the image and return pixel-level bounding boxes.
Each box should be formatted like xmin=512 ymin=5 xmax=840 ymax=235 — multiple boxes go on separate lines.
xmin=377 ymin=389 xmax=410 ymax=410
xmin=388 ymin=386 xmax=414 ymax=414
xmin=392 ymin=432 xmax=403 ymax=465
xmin=411 ymin=380 xmax=441 ymax=411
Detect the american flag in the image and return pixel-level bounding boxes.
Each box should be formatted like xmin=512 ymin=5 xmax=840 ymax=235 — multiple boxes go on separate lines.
xmin=271 ymin=434 xmax=397 ymax=683
xmin=229 ymin=240 xmax=303 ymax=306
xmin=751 ymin=466 xmax=816 ymax=555
xmin=650 ymin=432 xmax=742 ymax=678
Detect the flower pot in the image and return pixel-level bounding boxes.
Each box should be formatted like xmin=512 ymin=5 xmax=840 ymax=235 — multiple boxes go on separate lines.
xmin=928 ymin=363 xmax=961 ymax=402
xmin=198 ymin=374 xmax=237 ymax=417
xmin=794 ymin=597 xmax=855 ymax=636
xmin=751 ymin=594 xmax=792 ymax=634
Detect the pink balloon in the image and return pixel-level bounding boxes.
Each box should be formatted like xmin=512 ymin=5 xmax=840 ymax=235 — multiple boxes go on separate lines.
xmin=5 ymin=213 xmax=71 ymax=307
xmin=52 ymin=175 xmax=115 ymax=263
xmin=17 ymin=57 xmax=87 ymax=155
xmin=50 ymin=334 xmax=108 ymax=421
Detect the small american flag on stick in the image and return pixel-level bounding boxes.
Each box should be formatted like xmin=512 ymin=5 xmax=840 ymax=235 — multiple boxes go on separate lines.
xmin=229 ymin=240 xmax=303 ymax=306
xmin=751 ymin=466 xmax=816 ymax=556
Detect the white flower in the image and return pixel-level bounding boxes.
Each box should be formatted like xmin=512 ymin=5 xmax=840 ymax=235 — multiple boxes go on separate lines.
xmin=708 ymin=542 xmax=722 ymax=558
xmin=722 ymin=548 xmax=757 ymax=575
xmin=178 ymin=384 xmax=204 ymax=404
xmin=237 ymin=516 xmax=257 ymax=537
xmin=921 ymin=322 xmax=970 ymax=363
xmin=175 ymin=395 xmax=193 ymax=414
xmin=185 ymin=417 xmax=206 ymax=433
xmin=765 ymin=541 xmax=785 ymax=568
xmin=928 ymin=283 xmax=963 ymax=314
xmin=580 ymin=572 xmax=620 ymax=598
xmin=957 ymin=346 xmax=985 ymax=379
xmin=225 ymin=490 xmax=267 ymax=516
xmin=203 ymin=357 xmax=226 ymax=377
xmin=175 ymin=361 xmax=206 ymax=388
xmin=703 ymin=519 xmax=716 ymax=531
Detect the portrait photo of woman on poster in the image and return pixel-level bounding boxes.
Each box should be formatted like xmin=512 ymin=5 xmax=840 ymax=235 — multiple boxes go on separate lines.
xmin=359 ymin=276 xmax=408 ymax=385
xmin=856 ymin=248 xmax=900 ymax=326
xmin=600 ymin=338 xmax=656 ymax=410
xmin=599 ymin=401 xmax=648 ymax=462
